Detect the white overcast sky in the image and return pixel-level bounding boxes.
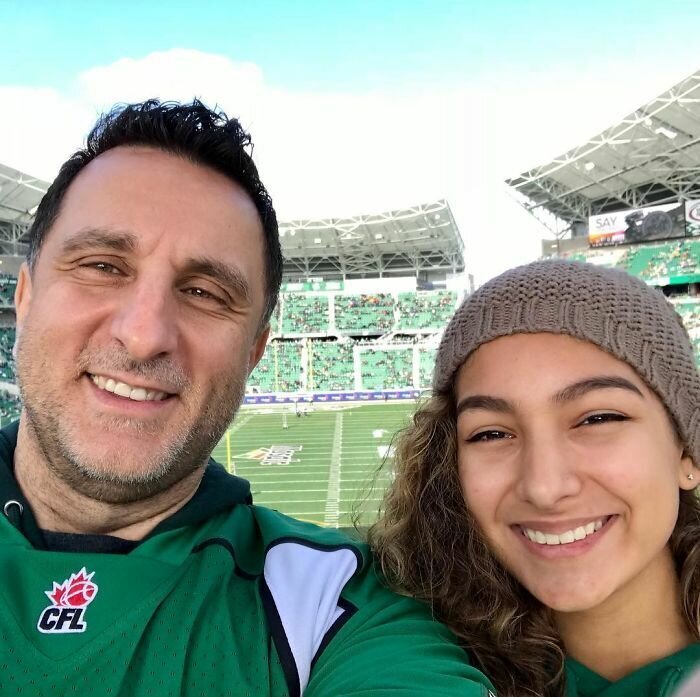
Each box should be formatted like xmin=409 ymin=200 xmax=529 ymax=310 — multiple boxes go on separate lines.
xmin=1 ymin=48 xmax=697 ymax=285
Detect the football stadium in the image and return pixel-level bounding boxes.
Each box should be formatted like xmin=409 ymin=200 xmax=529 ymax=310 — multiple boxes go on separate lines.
xmin=3 ymin=69 xmax=700 ymax=530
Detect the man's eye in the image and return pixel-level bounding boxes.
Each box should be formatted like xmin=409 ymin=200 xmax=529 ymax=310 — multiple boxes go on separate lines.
xmin=466 ymin=430 xmax=512 ymax=443
xmin=579 ymin=413 xmax=629 ymax=427
xmin=184 ymin=287 xmax=223 ymax=303
xmin=85 ymin=261 xmax=121 ymax=274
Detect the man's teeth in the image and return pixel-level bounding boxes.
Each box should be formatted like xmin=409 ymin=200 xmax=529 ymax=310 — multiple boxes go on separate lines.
xmin=90 ymin=374 xmax=167 ymax=402
xmin=522 ymin=518 xmax=606 ymax=546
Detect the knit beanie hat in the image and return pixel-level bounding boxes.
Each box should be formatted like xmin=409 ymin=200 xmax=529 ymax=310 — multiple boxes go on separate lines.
xmin=434 ymin=259 xmax=700 ymax=465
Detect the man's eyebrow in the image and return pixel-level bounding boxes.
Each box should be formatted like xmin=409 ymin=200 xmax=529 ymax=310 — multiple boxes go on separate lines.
xmin=455 ymin=395 xmax=514 ymax=417
xmin=184 ymin=257 xmax=252 ymax=303
xmin=59 ymin=227 xmax=138 ymax=255
xmin=552 ymin=375 xmax=644 ymax=403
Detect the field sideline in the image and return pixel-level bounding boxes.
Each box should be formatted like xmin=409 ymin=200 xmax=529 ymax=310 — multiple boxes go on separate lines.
xmin=211 ymin=402 xmax=416 ymax=527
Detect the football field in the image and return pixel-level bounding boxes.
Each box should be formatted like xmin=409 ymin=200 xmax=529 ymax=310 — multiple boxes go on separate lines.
xmin=211 ymin=402 xmax=416 ymax=528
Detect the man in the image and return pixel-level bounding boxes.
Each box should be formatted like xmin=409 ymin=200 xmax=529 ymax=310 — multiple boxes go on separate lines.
xmin=0 ymin=100 xmax=495 ymax=696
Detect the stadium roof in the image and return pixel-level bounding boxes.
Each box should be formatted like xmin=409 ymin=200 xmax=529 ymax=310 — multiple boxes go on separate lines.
xmin=0 ymin=158 xmax=463 ymax=281
xmin=0 ymin=163 xmax=49 ymax=254
xmin=506 ymin=69 xmax=700 ymax=235
xmin=279 ymin=199 xmax=464 ymax=279
xmin=0 ymin=163 xmax=48 ymax=224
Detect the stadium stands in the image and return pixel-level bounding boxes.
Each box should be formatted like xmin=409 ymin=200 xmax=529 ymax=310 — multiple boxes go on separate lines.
xmin=359 ymin=347 xmax=413 ymax=390
xmin=280 ymin=293 xmax=329 ymax=334
xmin=335 ymin=294 xmax=395 ymax=333
xmin=396 ymin=290 xmax=457 ymax=330
xmin=308 ymin=341 xmax=354 ymax=392
xmin=419 ymin=347 xmax=437 ymax=388
xmin=0 ymin=328 xmax=15 ymax=381
xmin=675 ymin=297 xmax=700 ymax=318
xmin=565 ymin=238 xmax=700 ymax=282
xmin=248 ymin=340 xmax=304 ymax=393
xmin=0 ymin=275 xmax=16 ymax=307
xmin=620 ymin=239 xmax=700 ymax=282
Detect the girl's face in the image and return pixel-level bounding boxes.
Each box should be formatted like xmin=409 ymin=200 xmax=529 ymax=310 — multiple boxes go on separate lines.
xmin=455 ymin=333 xmax=696 ymax=614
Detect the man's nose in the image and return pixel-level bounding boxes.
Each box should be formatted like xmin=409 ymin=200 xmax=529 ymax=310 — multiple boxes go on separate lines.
xmin=109 ymin=281 xmax=178 ymax=362
xmin=514 ymin=434 xmax=582 ymax=510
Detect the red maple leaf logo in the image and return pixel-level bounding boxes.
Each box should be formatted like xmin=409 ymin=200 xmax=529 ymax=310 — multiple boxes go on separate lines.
xmin=45 ymin=568 xmax=98 ymax=608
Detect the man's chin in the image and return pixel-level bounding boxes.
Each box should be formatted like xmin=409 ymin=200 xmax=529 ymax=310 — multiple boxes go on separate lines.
xmin=55 ymin=455 xmax=199 ymax=504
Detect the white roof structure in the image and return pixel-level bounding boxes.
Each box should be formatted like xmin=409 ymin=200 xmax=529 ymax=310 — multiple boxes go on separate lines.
xmin=0 ymin=158 xmax=463 ymax=282
xmin=507 ymin=70 xmax=700 ymax=236
xmin=0 ymin=163 xmax=49 ymax=255
xmin=279 ymin=199 xmax=463 ymax=279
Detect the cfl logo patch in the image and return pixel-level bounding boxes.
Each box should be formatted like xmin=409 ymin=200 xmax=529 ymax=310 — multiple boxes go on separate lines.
xmin=37 ymin=568 xmax=98 ymax=634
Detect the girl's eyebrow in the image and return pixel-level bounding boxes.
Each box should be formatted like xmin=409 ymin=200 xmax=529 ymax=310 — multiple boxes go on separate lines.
xmin=456 ymin=395 xmax=513 ymax=417
xmin=455 ymin=375 xmax=644 ymax=417
xmin=552 ymin=375 xmax=644 ymax=404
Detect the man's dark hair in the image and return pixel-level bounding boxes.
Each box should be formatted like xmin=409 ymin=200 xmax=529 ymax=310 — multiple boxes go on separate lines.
xmin=27 ymin=99 xmax=282 ymax=326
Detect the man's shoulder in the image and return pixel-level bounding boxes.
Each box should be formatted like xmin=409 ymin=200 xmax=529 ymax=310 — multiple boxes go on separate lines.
xmin=248 ymin=505 xmax=367 ymax=554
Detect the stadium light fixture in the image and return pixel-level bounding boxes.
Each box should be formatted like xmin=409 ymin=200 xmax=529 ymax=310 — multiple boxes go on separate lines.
xmin=314 ymin=237 xmax=322 ymax=244
xmin=375 ymin=233 xmax=383 ymax=239
xmin=655 ymin=126 xmax=677 ymax=139
xmin=584 ymin=161 xmax=596 ymax=171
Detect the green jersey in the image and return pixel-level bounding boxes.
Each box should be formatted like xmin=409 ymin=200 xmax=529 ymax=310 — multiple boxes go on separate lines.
xmin=0 ymin=423 xmax=495 ymax=696
xmin=566 ymin=644 xmax=700 ymax=697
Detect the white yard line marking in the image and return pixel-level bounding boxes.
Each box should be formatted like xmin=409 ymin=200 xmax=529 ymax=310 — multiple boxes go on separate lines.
xmin=324 ymin=413 xmax=343 ymax=527
xmin=229 ymin=414 xmax=253 ymax=435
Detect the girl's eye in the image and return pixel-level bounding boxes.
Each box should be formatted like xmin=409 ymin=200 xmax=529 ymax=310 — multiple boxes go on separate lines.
xmin=579 ymin=413 xmax=629 ymax=427
xmin=466 ymin=430 xmax=512 ymax=443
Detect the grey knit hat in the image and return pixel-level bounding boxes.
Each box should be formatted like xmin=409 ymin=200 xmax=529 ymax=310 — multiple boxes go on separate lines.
xmin=434 ymin=259 xmax=700 ymax=465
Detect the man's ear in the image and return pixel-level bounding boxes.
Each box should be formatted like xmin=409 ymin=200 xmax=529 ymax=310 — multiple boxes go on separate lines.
xmin=14 ymin=262 xmax=32 ymax=329
xmin=247 ymin=325 xmax=270 ymax=376
xmin=678 ymin=451 xmax=698 ymax=491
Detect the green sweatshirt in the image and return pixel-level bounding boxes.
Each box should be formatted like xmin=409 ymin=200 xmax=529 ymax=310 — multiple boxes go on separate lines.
xmin=566 ymin=644 xmax=700 ymax=697
xmin=0 ymin=422 xmax=495 ymax=697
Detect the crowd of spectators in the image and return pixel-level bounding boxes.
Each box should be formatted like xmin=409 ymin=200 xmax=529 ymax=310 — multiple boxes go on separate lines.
xmin=359 ymin=348 xmax=413 ymax=390
xmin=396 ymin=291 xmax=457 ymax=330
xmin=308 ymin=341 xmax=354 ymax=391
xmin=630 ymin=239 xmax=700 ymax=281
xmin=335 ymin=294 xmax=395 ymax=332
xmin=0 ymin=328 xmax=15 ymax=381
xmin=248 ymin=340 xmax=303 ymax=393
xmin=280 ymin=293 xmax=330 ymax=334
xmin=0 ymin=275 xmax=16 ymax=307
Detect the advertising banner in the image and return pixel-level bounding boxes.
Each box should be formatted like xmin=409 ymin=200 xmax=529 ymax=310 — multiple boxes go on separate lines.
xmin=588 ymin=202 xmax=686 ymax=247
xmin=685 ymin=200 xmax=700 ymax=237
xmin=243 ymin=390 xmax=420 ymax=405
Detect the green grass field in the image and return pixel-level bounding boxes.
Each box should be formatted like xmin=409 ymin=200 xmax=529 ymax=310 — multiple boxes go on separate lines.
xmin=211 ymin=402 xmax=416 ymax=527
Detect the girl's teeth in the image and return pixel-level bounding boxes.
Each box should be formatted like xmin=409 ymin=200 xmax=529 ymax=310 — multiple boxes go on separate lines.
xmin=523 ymin=518 xmax=608 ymax=546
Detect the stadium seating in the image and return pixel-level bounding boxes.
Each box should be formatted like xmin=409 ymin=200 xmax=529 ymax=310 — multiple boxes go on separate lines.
xmin=0 ymin=275 xmax=16 ymax=307
xmin=0 ymin=392 xmax=20 ymax=420
xmin=419 ymin=347 xmax=437 ymax=388
xmin=248 ymin=340 xmax=303 ymax=393
xmin=280 ymin=293 xmax=330 ymax=334
xmin=359 ymin=347 xmax=413 ymax=390
xmin=0 ymin=328 xmax=16 ymax=382
xmin=334 ymin=294 xmax=395 ymax=333
xmin=571 ymin=239 xmax=700 ymax=281
xmin=308 ymin=341 xmax=355 ymax=391
xmin=396 ymin=291 xmax=457 ymax=330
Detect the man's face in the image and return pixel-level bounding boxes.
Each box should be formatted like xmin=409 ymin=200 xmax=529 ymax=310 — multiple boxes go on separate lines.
xmin=15 ymin=146 xmax=269 ymax=503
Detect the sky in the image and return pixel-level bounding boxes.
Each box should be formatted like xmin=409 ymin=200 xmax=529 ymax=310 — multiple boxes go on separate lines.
xmin=1 ymin=0 xmax=699 ymax=284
